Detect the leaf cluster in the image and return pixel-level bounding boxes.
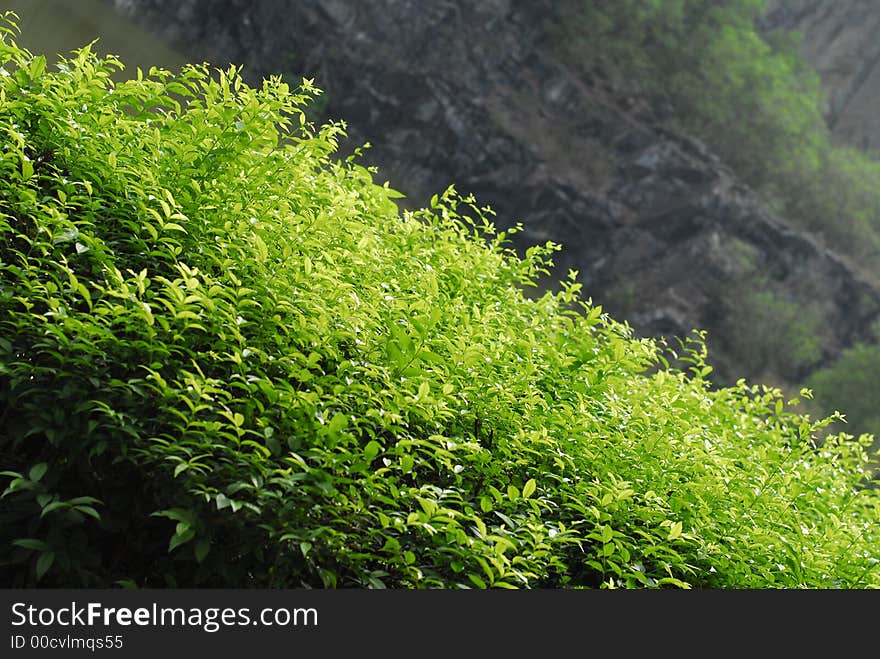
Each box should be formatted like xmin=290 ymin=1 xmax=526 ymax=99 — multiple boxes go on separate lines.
xmin=1 ymin=12 xmax=879 ymax=588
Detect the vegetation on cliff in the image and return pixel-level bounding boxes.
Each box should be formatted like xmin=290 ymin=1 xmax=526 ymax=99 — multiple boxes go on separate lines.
xmin=2 ymin=14 xmax=879 ymax=588
xmin=560 ymin=0 xmax=879 ymax=262
xmin=558 ymin=0 xmax=880 ymax=444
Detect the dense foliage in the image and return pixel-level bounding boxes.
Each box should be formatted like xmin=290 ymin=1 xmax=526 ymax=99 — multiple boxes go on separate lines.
xmin=807 ymin=343 xmax=880 ymax=440
xmin=2 ymin=15 xmax=880 ymax=588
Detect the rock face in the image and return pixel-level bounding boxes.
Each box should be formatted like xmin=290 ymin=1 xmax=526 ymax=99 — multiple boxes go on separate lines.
xmin=762 ymin=0 xmax=880 ymax=155
xmin=105 ymin=0 xmax=880 ymax=387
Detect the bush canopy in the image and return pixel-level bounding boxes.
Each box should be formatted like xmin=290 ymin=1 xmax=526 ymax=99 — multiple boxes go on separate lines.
xmin=1 ymin=14 xmax=879 ymax=588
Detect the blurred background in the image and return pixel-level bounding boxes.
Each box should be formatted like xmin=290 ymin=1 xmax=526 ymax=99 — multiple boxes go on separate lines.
xmin=8 ymin=0 xmax=880 ymax=453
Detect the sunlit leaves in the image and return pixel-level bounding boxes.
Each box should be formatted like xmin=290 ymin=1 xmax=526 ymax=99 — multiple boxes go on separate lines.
xmin=0 ymin=10 xmax=878 ymax=590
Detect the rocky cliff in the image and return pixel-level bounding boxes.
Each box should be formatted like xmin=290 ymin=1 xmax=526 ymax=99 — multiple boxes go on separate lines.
xmin=762 ymin=0 xmax=880 ymax=155
xmin=104 ymin=0 xmax=880 ymax=388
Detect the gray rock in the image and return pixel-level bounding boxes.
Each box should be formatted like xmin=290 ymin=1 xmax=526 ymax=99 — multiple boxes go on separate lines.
xmin=762 ymin=0 xmax=880 ymax=155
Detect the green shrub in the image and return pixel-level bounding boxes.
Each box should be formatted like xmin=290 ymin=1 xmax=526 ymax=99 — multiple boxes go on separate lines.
xmin=2 ymin=13 xmax=879 ymax=588
xmin=807 ymin=343 xmax=880 ymax=447
xmin=731 ymin=289 xmax=822 ymax=380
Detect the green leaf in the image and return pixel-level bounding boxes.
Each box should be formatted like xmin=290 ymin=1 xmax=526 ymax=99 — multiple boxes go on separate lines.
xmin=28 ymin=462 xmax=48 ymax=483
xmin=115 ymin=579 xmax=140 ymax=590
xmin=152 ymin=508 xmax=192 ymax=524
xmin=29 ymin=55 xmax=46 ymax=80
xmin=194 ymin=538 xmax=210 ymax=563
xmin=667 ymin=521 xmax=683 ymax=541
xmin=74 ymin=505 xmax=102 ymax=520
xmin=253 ymin=233 xmax=268 ymax=262
xmin=318 ymin=568 xmax=337 ymax=588
xmin=13 ymin=538 xmax=50 ymax=552
xmin=475 ymin=556 xmax=494 ymax=583
xmin=383 ymin=186 xmax=406 ymax=199
xmin=35 ymin=551 xmax=55 ymax=581
xmin=265 ymin=433 xmax=281 ymax=456
xmin=169 ymin=527 xmax=196 ymax=552
xmin=364 ymin=440 xmax=381 ymax=462
xmin=417 ymin=497 xmax=437 ymax=516
xmin=40 ymin=501 xmax=69 ymax=517
xmin=467 ymin=573 xmax=487 ymax=589
xmin=656 ymin=577 xmax=692 ymax=589
xmin=1 ymin=478 xmax=32 ymax=497
xmin=418 ymin=381 xmax=430 ymax=399
xmin=67 ymin=496 xmax=102 ymax=506
xmin=328 ymin=412 xmax=348 ymax=434
xmin=522 ymin=478 xmax=537 ymax=499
